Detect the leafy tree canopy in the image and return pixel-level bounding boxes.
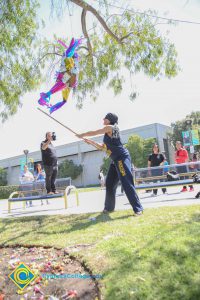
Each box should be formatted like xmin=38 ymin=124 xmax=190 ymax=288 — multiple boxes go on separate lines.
xmin=0 ymin=167 xmax=7 ymax=186
xmin=48 ymin=0 xmax=179 ymax=107
xmin=125 ymin=135 xmax=156 ymax=168
xmin=100 ymin=156 xmax=111 ymax=175
xmin=168 ymin=111 xmax=200 ymax=151
xmin=101 ymin=135 xmax=157 ymax=172
xmin=0 ymin=0 xmax=43 ymax=121
xmin=58 ymin=159 xmax=83 ymax=179
xmin=1 ymin=0 xmax=179 ymax=121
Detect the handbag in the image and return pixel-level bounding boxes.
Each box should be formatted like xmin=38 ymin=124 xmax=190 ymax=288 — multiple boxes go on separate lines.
xmin=193 ymin=173 xmax=200 ymax=183
xmin=167 ymin=171 xmax=180 ymax=181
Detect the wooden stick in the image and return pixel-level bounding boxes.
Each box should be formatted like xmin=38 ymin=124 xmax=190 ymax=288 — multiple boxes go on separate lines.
xmin=37 ymin=107 xmax=78 ymax=135
xmin=37 ymin=107 xmax=102 ymax=151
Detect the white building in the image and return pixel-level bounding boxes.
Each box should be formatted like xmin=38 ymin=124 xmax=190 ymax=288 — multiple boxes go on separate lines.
xmin=0 ymin=123 xmax=173 ymax=186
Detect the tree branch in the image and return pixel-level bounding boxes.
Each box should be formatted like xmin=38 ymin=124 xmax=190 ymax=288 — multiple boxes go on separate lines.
xmin=35 ymin=52 xmax=62 ymax=68
xmin=38 ymin=52 xmax=62 ymax=63
xmin=121 ymin=31 xmax=135 ymax=42
xmin=81 ymin=9 xmax=93 ymax=56
xmin=70 ymin=0 xmax=122 ymax=44
xmin=78 ymin=45 xmax=89 ymax=51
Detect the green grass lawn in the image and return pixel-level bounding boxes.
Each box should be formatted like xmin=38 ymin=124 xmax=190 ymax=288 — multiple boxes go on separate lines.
xmin=1 ymin=205 xmax=200 ymax=300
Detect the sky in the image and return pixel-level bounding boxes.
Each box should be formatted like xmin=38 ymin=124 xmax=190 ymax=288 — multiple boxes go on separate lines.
xmin=0 ymin=0 xmax=199 ymax=160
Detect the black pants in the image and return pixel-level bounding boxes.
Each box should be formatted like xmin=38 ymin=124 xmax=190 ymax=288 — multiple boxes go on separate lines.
xmin=104 ymin=157 xmax=143 ymax=213
xmin=44 ymin=165 xmax=58 ymax=193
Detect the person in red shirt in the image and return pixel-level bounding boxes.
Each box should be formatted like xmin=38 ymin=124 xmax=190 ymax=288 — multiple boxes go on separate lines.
xmin=175 ymin=141 xmax=194 ymax=192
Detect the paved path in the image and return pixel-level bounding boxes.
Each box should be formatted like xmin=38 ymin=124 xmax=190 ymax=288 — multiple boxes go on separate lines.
xmin=0 ymin=186 xmax=199 ymax=218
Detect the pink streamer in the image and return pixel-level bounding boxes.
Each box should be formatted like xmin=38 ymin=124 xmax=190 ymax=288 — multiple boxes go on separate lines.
xmin=57 ymin=39 xmax=68 ymax=49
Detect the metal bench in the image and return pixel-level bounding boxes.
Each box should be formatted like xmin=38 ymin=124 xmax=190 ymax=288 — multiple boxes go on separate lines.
xmin=8 ymin=178 xmax=79 ymax=213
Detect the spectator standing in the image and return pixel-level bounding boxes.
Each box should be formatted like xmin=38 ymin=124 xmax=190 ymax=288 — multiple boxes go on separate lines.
xmin=175 ymin=141 xmax=193 ymax=192
xmin=148 ymin=144 xmax=167 ymax=196
xmin=189 ymin=153 xmax=200 ymax=172
xmin=163 ymin=158 xmax=169 ymax=174
xmin=41 ymin=132 xmax=59 ymax=195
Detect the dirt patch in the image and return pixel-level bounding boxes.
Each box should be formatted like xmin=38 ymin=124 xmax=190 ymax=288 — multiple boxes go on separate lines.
xmin=0 ymin=246 xmax=101 ymax=300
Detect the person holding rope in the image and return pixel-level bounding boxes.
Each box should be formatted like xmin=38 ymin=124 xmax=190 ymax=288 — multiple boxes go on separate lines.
xmin=76 ymin=113 xmax=143 ymax=216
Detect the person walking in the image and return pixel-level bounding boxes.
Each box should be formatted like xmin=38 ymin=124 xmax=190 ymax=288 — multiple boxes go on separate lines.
xmin=41 ymin=132 xmax=59 ymax=195
xmin=99 ymin=170 xmax=105 ymax=189
xmin=148 ymin=144 xmax=167 ymax=196
xmin=76 ymin=113 xmax=143 ymax=216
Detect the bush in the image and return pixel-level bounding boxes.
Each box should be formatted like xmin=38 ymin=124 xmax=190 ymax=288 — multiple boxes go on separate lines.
xmin=0 ymin=185 xmax=19 ymax=199
xmin=58 ymin=159 xmax=83 ymax=180
xmin=100 ymin=157 xmax=111 ymax=175
xmin=0 ymin=167 xmax=7 ymax=186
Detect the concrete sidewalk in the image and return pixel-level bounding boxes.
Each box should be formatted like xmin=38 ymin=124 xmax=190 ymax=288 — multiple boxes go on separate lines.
xmin=0 ymin=186 xmax=199 ymax=218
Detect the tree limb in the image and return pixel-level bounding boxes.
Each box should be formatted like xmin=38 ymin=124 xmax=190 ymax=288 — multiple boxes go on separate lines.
xmin=121 ymin=31 xmax=135 ymax=42
xmin=39 ymin=52 xmax=62 ymax=62
xmin=70 ymin=0 xmax=122 ymax=44
xmin=81 ymin=9 xmax=93 ymax=56
xmin=78 ymin=45 xmax=89 ymax=51
xmin=35 ymin=52 xmax=62 ymax=67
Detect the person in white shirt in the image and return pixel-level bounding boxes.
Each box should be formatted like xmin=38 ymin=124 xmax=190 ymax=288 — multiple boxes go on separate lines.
xmin=20 ymin=165 xmax=34 ymax=207
xmin=21 ymin=165 xmax=34 ymax=182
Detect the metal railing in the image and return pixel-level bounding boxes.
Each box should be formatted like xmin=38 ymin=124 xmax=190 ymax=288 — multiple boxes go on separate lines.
xmin=133 ymin=161 xmax=200 ymax=188
xmin=18 ymin=177 xmax=72 ymax=196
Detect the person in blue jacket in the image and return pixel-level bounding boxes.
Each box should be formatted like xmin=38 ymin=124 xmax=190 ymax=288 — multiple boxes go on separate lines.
xmin=76 ymin=113 xmax=143 ymax=216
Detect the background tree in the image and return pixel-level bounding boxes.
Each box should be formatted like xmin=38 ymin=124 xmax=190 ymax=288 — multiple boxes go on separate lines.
xmin=168 ymin=111 xmax=200 ymax=152
xmin=48 ymin=0 xmax=179 ymax=108
xmin=100 ymin=156 xmax=111 ymax=175
xmin=0 ymin=168 xmax=7 ymax=186
xmin=101 ymin=135 xmax=157 ymax=172
xmin=0 ymin=0 xmax=43 ymax=121
xmin=58 ymin=159 xmax=83 ymax=179
xmin=1 ymin=0 xmax=179 ymax=121
xmin=125 ymin=135 xmax=156 ymax=168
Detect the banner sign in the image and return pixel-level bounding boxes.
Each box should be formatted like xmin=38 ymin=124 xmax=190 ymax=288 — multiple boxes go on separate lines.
xmin=182 ymin=131 xmax=191 ymax=146
xmin=191 ymin=130 xmax=199 ymax=145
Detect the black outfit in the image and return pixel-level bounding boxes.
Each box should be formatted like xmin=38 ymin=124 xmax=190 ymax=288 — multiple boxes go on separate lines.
xmin=41 ymin=140 xmax=58 ymax=193
xmin=103 ymin=124 xmax=143 ymax=213
xmin=148 ymin=153 xmax=166 ymax=195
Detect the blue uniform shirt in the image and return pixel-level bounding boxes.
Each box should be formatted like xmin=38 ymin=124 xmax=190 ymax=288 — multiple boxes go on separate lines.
xmin=103 ymin=124 xmax=129 ymax=160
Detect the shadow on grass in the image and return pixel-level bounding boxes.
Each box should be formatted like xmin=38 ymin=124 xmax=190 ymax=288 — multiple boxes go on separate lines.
xmin=103 ymin=212 xmax=200 ymax=300
xmin=0 ymin=211 xmax=135 ymax=244
xmin=1 ymin=210 xmax=200 ymax=299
